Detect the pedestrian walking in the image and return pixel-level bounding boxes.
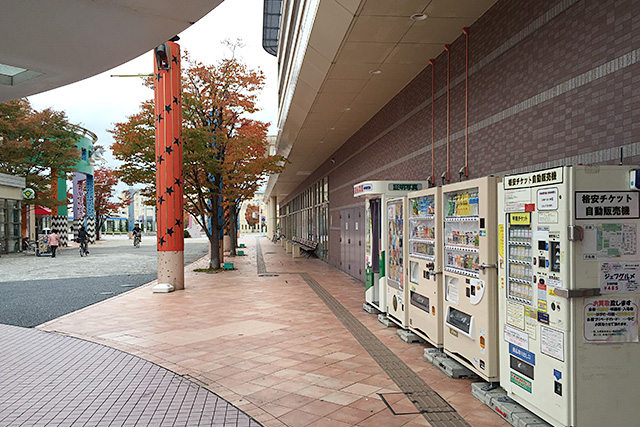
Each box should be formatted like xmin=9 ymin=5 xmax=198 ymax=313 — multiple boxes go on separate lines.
xmin=49 ymin=229 xmax=60 ymax=258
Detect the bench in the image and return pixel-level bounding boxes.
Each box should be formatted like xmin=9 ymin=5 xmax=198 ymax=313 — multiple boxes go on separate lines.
xmin=291 ymin=237 xmax=318 ymax=258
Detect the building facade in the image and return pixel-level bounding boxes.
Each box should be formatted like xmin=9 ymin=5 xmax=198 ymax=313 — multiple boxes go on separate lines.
xmin=266 ymin=0 xmax=640 ymax=281
xmin=0 ymin=173 xmax=25 ymax=254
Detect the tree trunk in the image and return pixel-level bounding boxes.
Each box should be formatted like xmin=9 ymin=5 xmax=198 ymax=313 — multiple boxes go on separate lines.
xmin=209 ymin=230 xmax=221 ymax=269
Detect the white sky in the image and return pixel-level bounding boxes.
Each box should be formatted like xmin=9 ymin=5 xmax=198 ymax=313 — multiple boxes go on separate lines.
xmin=28 ymin=0 xmax=278 ymax=189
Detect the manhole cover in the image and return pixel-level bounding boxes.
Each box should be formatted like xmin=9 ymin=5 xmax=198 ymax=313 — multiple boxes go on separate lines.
xmin=259 ymin=274 xmax=279 ymax=277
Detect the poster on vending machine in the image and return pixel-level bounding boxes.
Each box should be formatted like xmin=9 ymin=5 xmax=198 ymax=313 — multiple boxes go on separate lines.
xmin=600 ymin=262 xmax=640 ymax=294
xmin=583 ymin=297 xmax=639 ymax=343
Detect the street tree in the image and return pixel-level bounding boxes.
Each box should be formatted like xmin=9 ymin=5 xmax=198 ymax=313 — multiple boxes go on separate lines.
xmin=111 ymin=42 xmax=285 ymax=269
xmin=244 ymin=204 xmax=259 ymax=228
xmin=0 ymin=99 xmax=81 ymax=208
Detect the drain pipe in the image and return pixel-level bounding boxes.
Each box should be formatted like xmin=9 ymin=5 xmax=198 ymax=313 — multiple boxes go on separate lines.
xmin=463 ymin=27 xmax=470 ymax=178
xmin=445 ymin=44 xmax=451 ymax=183
xmin=429 ymin=59 xmax=435 ymax=187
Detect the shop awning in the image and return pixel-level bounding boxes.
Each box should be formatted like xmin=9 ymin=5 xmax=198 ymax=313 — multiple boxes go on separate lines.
xmin=35 ymin=206 xmax=51 ymax=215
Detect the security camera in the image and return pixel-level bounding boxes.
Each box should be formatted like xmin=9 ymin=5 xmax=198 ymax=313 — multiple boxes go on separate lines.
xmin=155 ymin=43 xmax=170 ymax=70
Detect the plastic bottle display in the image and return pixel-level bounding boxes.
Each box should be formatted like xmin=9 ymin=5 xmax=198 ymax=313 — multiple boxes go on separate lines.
xmin=410 ymin=223 xmax=435 ymax=239
xmin=446 ymin=251 xmax=480 ymax=271
xmin=446 ymin=230 xmax=479 ymax=247
xmin=412 ymin=196 xmax=435 ymax=217
xmin=388 ymin=202 xmax=404 ymax=286
xmin=445 ymin=189 xmax=479 ymax=217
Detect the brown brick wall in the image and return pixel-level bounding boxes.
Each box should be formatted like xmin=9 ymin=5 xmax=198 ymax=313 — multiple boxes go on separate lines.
xmin=285 ymin=0 xmax=640 ymax=273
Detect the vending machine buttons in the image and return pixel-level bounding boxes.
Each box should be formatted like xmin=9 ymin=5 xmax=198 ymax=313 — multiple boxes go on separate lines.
xmin=550 ymin=242 xmax=561 ymax=272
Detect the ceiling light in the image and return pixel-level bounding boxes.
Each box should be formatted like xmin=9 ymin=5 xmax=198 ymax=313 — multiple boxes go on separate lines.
xmin=410 ymin=13 xmax=427 ymax=21
xmin=369 ymin=69 xmax=382 ymax=75
xmin=343 ymin=107 xmax=351 ymax=111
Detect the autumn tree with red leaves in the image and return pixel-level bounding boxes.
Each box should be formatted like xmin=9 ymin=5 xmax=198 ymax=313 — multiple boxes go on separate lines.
xmin=111 ymin=41 xmax=285 ymax=268
xmin=0 ymin=99 xmax=81 ymax=208
xmin=245 ymin=204 xmax=260 ymax=228
xmin=93 ymin=167 xmax=129 ymax=240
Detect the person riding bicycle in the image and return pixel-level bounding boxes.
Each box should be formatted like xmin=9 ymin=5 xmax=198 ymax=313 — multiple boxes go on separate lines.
xmin=132 ymin=224 xmax=142 ymax=247
xmin=77 ymin=225 xmax=88 ymax=255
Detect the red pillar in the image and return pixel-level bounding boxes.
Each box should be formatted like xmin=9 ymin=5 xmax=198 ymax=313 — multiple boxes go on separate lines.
xmin=153 ymin=39 xmax=184 ymax=292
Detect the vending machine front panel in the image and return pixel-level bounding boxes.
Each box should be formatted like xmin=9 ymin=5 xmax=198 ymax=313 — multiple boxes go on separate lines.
xmin=442 ymin=177 xmax=500 ymax=381
xmin=407 ymin=187 xmax=443 ymax=347
xmin=387 ymin=197 xmax=409 ymax=327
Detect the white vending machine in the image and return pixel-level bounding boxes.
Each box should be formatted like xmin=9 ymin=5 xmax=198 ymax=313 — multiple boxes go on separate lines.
xmin=442 ymin=176 xmax=501 ymax=381
xmin=407 ymin=187 xmax=444 ymax=347
xmin=354 ymin=181 xmax=428 ymax=314
xmin=498 ymin=165 xmax=640 ymax=427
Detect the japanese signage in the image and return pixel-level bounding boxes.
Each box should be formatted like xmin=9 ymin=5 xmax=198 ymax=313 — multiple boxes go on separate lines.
xmin=540 ymin=326 xmax=564 ymax=361
xmin=575 ymin=191 xmax=640 ymax=219
xmin=504 ymin=324 xmax=529 ymax=350
xmin=537 ymin=187 xmax=558 ymax=211
xmin=389 ymin=183 xmax=421 ymax=192
xmin=504 ymin=167 xmax=564 ymax=189
xmin=600 ymin=262 xmax=640 ymax=294
xmin=354 ymin=183 xmax=374 ymax=196
xmin=509 ymin=212 xmax=531 ymax=226
xmin=584 ymin=297 xmax=639 ymax=343
xmin=504 ymin=188 xmax=531 ymax=212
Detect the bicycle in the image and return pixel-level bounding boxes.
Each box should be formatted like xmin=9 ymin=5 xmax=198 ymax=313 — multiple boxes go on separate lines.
xmin=133 ymin=235 xmax=141 ymax=248
xmin=79 ymin=241 xmax=89 ymax=257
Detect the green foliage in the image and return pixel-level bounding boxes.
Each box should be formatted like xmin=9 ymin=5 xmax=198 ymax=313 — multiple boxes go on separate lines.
xmin=0 ymin=99 xmax=81 ymax=208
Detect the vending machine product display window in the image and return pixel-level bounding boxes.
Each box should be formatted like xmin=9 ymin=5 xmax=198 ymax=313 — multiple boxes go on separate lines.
xmin=387 ymin=198 xmax=406 ymax=324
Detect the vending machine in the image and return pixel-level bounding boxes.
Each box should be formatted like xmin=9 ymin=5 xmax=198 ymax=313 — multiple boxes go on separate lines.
xmin=406 ymin=187 xmax=444 ymax=347
xmin=498 ymin=165 xmax=640 ymax=427
xmin=354 ymin=181 xmax=428 ymax=314
xmin=442 ymin=176 xmax=501 ymax=381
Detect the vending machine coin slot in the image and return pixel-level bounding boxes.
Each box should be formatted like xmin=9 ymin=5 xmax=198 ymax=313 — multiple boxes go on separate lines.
xmin=410 ymin=291 xmax=430 ymax=313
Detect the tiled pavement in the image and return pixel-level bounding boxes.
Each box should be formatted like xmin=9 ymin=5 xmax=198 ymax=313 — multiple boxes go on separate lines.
xmin=0 ymin=324 xmax=259 ymax=427
xmin=30 ymin=237 xmax=507 ymax=427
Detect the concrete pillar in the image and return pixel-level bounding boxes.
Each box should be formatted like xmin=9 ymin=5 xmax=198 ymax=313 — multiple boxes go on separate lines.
xmin=267 ymin=196 xmax=277 ymax=238
xmin=153 ymin=39 xmax=184 ymax=293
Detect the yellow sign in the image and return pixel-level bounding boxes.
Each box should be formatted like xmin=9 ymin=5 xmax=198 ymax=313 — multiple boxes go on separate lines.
xmin=510 ymin=212 xmax=531 ymax=225
xmin=498 ymin=224 xmax=504 ymax=258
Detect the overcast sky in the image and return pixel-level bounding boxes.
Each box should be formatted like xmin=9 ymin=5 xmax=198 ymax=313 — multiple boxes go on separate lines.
xmin=28 ymin=0 xmax=278 ymax=181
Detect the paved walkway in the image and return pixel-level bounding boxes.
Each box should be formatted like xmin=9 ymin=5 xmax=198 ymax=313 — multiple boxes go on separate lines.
xmin=6 ymin=237 xmax=506 ymax=426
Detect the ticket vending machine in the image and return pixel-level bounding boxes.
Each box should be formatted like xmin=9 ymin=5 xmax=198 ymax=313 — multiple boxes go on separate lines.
xmin=406 ymin=187 xmax=444 ymax=347
xmin=354 ymin=181 xmax=428 ymax=314
xmin=498 ymin=165 xmax=640 ymax=427
xmin=442 ymin=176 xmax=501 ymax=381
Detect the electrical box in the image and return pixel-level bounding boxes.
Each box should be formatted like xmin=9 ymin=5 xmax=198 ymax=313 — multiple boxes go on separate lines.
xmin=407 ymin=187 xmax=444 ymax=347
xmin=442 ymin=176 xmax=501 ymax=381
xmin=498 ymin=165 xmax=640 ymax=426
xmin=355 ymin=181 xmax=428 ymax=314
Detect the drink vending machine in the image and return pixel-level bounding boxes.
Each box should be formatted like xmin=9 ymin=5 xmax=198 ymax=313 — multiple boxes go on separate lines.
xmin=406 ymin=187 xmax=444 ymax=347
xmin=498 ymin=165 xmax=640 ymax=427
xmin=442 ymin=176 xmax=501 ymax=381
xmin=354 ymin=181 xmax=428 ymax=314
xmin=387 ymin=196 xmax=409 ymax=327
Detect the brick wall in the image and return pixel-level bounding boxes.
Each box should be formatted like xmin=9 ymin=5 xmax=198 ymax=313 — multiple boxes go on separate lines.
xmin=285 ymin=0 xmax=640 ymax=273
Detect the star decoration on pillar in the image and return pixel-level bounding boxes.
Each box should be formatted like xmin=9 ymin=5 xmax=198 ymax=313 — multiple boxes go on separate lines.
xmin=173 ymin=137 xmax=180 ymax=146
xmin=174 ymin=177 xmax=181 ymax=187
xmin=172 ymin=55 xmax=178 ymax=64
xmin=175 ymin=219 xmax=182 ymax=227
xmin=157 ymin=155 xmax=164 ymax=164
xmin=166 ymin=227 xmax=174 ymax=237
xmin=157 ymin=113 xmax=163 ymax=123
xmin=156 ymin=72 xmax=163 ymax=81
xmin=165 ymin=104 xmax=172 ymax=113
xmin=166 ymin=186 xmax=174 ymax=196
xmin=158 ymin=195 xmax=165 ymax=205
xmin=165 ymin=146 xmax=173 ymax=155
xmin=159 ymin=236 xmax=166 ymax=246
xmin=173 ymin=96 xmax=179 ymax=105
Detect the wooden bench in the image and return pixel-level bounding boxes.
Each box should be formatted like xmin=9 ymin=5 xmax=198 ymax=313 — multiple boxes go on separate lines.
xmin=291 ymin=236 xmax=318 ymax=257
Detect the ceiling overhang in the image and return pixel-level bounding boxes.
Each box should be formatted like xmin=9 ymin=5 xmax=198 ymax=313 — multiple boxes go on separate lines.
xmin=266 ymin=0 xmax=498 ymax=204
xmin=0 ymin=0 xmax=225 ymax=103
